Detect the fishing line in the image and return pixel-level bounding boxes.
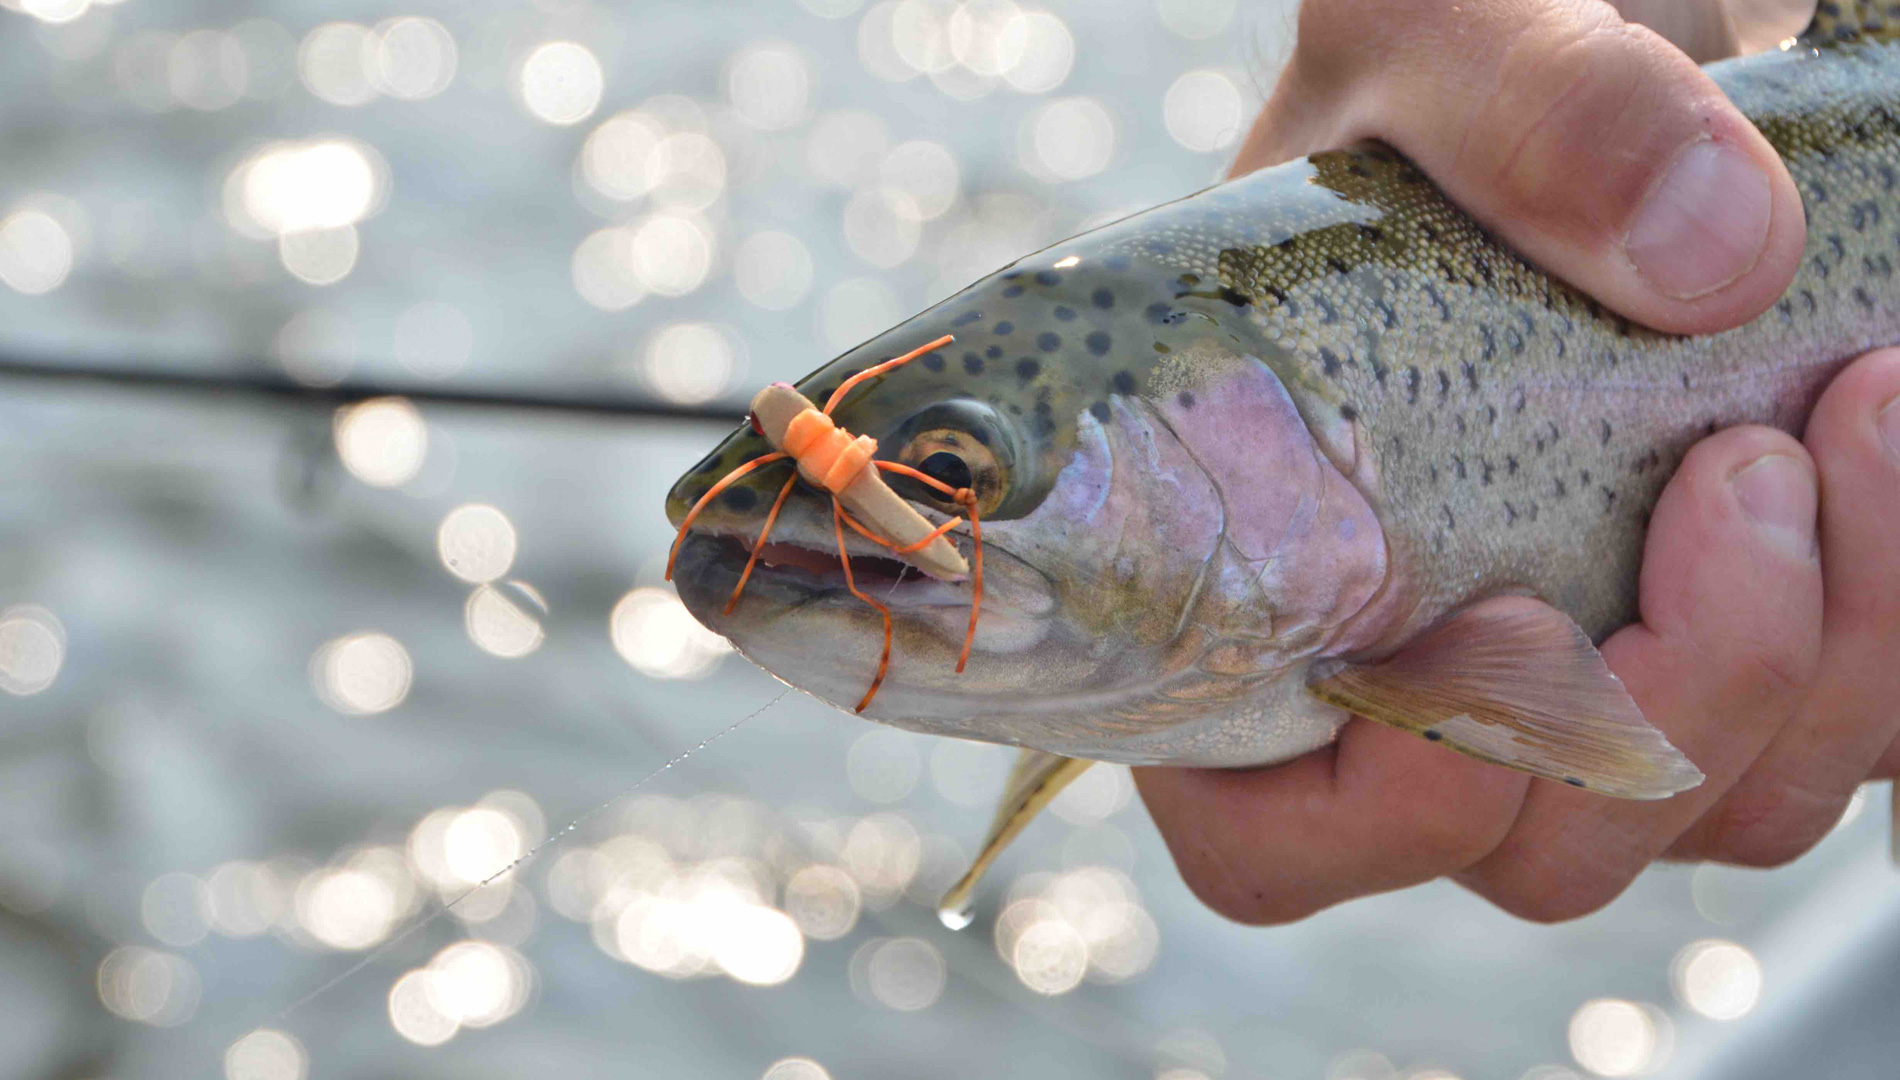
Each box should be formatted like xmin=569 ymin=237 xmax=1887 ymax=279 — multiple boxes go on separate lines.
xmin=275 ymin=688 xmax=790 ymax=1021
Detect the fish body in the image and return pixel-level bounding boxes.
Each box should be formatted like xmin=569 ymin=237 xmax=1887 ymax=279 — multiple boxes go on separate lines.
xmin=667 ymin=26 xmax=1900 ymax=799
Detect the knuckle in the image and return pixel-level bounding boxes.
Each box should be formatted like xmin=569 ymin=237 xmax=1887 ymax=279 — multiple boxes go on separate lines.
xmin=1480 ymin=869 xmax=1631 ymax=924
xmin=1702 ymin=783 xmax=1844 ymax=868
xmin=1170 ymin=849 xmax=1320 ymax=926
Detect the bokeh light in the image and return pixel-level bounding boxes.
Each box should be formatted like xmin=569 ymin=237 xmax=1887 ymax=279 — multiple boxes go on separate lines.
xmin=228 ymin=139 xmax=384 ymax=238
xmin=334 ymin=397 xmax=428 ymax=487
xmin=273 ymin=308 xmax=355 ymax=386
xmin=0 ymin=208 xmax=75 ymax=295
xmin=630 ymin=212 xmax=715 ymax=296
xmin=581 ymin=111 xmax=666 ymax=201
xmin=727 ymin=43 xmax=812 ymax=130
xmin=140 ymin=871 xmax=211 ymax=947
xmin=298 ymin=22 xmax=377 ymax=107
xmin=465 ymin=584 xmax=547 ymax=658
xmin=1163 ymin=69 xmax=1246 ymax=152
xmin=1020 ymin=96 xmax=1116 ymax=181
xmin=572 ymin=227 xmax=646 ymax=311
xmin=1327 ymin=1049 xmax=1398 ymax=1080
xmin=389 ymin=968 xmax=458 ymax=1046
xmin=1049 ymin=763 xmax=1132 ymax=825
xmin=879 ymin=140 xmax=960 ymax=219
xmin=0 ymin=604 xmax=66 ymax=696
xmin=206 ymin=861 xmax=287 ymax=938
xmin=425 ymin=941 xmax=532 ymax=1028
xmin=610 ymin=587 xmax=732 ymax=679
xmin=763 ymin=1059 xmax=832 ymax=1080
xmin=438 ymin=504 xmax=519 ymax=584
xmin=22 ymin=0 xmax=91 ymax=25
xmin=846 ymin=728 xmax=924 ymax=803
xmin=278 ymin=225 xmax=359 ymax=285
xmin=1568 ymin=999 xmax=1672 ymax=1078
xmin=1000 ymin=10 xmax=1073 ymax=93
xmin=783 ymin=864 xmax=861 ymax=940
xmin=519 ymin=41 xmax=603 ymax=126
xmin=168 ymin=29 xmax=249 ymax=111
xmin=312 ymin=631 xmax=413 ymax=715
xmin=1670 ymin=939 xmax=1763 ymax=1020
xmin=224 ymin=1029 xmax=307 ymax=1080
xmin=643 ymin=322 xmax=745 ymax=404
xmin=295 ymin=866 xmax=398 ymax=950
xmin=369 ymin=17 xmax=457 ymax=101
xmin=855 ymin=936 xmax=945 ymax=1011
xmin=97 ymin=947 xmax=201 ymax=1027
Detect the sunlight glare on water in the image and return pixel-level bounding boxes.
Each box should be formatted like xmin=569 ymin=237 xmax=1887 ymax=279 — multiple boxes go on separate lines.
xmin=465 ymin=585 xmax=547 ymax=657
xmin=294 ymin=866 xmax=398 ymax=950
xmin=438 ymin=504 xmax=519 ymax=583
xmin=1163 ymin=69 xmax=1246 ymax=152
xmin=334 ymin=397 xmax=428 ymax=487
xmin=854 ymin=936 xmax=946 ymax=1010
xmin=229 ymin=139 xmax=384 ymax=238
xmin=783 ymin=864 xmax=862 ymax=940
xmin=140 ymin=871 xmax=211 ymax=947
xmin=1155 ymin=0 xmax=1236 ymax=39
xmin=0 ymin=208 xmax=75 ymax=295
xmin=734 ymin=230 xmax=815 ymax=311
xmin=643 ymin=322 xmax=745 ymax=404
xmin=311 ymin=631 xmax=413 ymax=715
xmin=1020 ymin=96 xmax=1115 ymax=181
xmin=581 ymin=110 xmax=666 ymax=201
xmin=727 ymin=43 xmax=812 ymax=130
xmin=1670 ymin=939 xmax=1763 ymax=1020
xmin=224 ymin=1029 xmax=307 ymax=1080
xmin=519 ymin=41 xmax=603 ymax=125
xmin=610 ymin=587 xmax=732 ymax=679
xmin=97 ymin=946 xmax=201 ymax=1027
xmin=297 ymin=23 xmax=376 ymax=106
xmin=205 ymin=861 xmax=287 ymax=938
xmin=1567 ymin=999 xmax=1673 ymax=1078
xmin=369 ymin=16 xmax=457 ymax=101
xmin=763 ymin=1059 xmax=832 ymax=1080
xmin=0 ymin=604 xmax=65 ymax=695
xmin=388 ymin=968 xmax=458 ymax=1046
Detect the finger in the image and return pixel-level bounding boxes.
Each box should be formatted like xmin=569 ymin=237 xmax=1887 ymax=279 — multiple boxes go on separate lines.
xmin=1135 ymin=721 xmax=1527 ymax=925
xmin=1456 ymin=426 xmax=1822 ymax=921
xmin=1671 ymin=350 xmax=1900 ymax=863
xmin=1231 ymin=0 xmax=1805 ymax=335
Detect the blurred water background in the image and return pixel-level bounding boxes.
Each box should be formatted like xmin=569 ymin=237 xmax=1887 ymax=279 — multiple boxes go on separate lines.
xmin=0 ymin=1 xmax=1896 ymax=1078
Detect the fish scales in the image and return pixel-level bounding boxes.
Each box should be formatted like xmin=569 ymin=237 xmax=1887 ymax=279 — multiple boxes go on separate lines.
xmin=667 ymin=16 xmax=1900 ymax=801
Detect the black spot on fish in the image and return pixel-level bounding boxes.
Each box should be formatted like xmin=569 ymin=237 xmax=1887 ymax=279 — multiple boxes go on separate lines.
xmin=1370 ymin=358 xmax=1389 ymax=385
xmin=1510 ymin=387 xmax=1526 ymax=414
xmin=1485 ymin=403 xmax=1498 ymax=425
xmin=1462 ymin=362 xmax=1478 ymax=393
xmin=1601 ymin=486 xmax=1617 ymax=509
xmin=1085 ymin=331 xmax=1111 ymax=357
xmin=1437 ymin=370 xmax=1451 ymax=401
xmin=1565 ymin=777 xmax=1586 ymax=788
xmin=1176 ymin=391 xmax=1195 ymax=410
xmin=1037 ymin=332 xmax=1061 ymax=352
xmin=953 ymin=311 xmax=983 ymax=327
xmin=1016 ymin=358 xmax=1041 ymax=381
xmin=985 ymin=345 xmax=1003 ymax=360
xmin=721 ymin=487 xmax=757 ymax=512
xmin=1481 ymin=460 xmax=1494 ymax=485
xmin=1507 ymin=456 xmax=1519 ymax=475
xmin=1034 ymin=270 xmax=1060 ymax=286
xmin=1405 ymin=367 xmax=1421 ymax=404
xmin=1452 ymin=455 xmax=1465 ymax=479
xmin=1340 ymin=403 xmax=1358 ymax=421
xmin=1480 ymin=326 xmax=1496 ymax=360
xmin=1441 ymin=504 xmax=1456 ymax=529
xmin=963 ymin=354 xmax=985 ymax=375
xmin=1375 ymin=299 xmax=1397 ymax=328
xmin=1002 ymin=285 xmax=1025 ymax=298
xmin=1145 ymin=302 xmax=1173 ymax=324
xmin=1504 ymin=501 xmax=1518 ymax=526
xmin=1553 ymin=477 xmax=1568 ymax=498
xmin=1580 ymin=469 xmax=1591 ymax=484
xmin=1856 ymin=286 xmax=1876 ymax=310
xmin=1598 ymin=419 xmax=1612 ymax=445
xmin=1423 ymin=283 xmax=1450 ymax=321
xmin=1474 ymin=254 xmax=1494 ymax=285
xmin=1091 ymin=288 xmax=1115 ymax=310
xmin=1320 ymin=348 xmax=1342 ymax=378
xmin=1356 ymin=224 xmax=1384 ymax=243
xmin=1054 ymin=306 xmax=1076 ymax=322
xmin=1089 ymin=401 xmax=1111 ymax=421
xmin=994 ymin=321 xmax=1014 ymax=335
xmin=1505 ymin=326 xmax=1524 ymax=353
xmin=1314 ymin=294 xmax=1339 ymax=324
xmin=1219 ymin=286 xmax=1251 ymax=308
xmin=1326 ymin=256 xmax=1351 ymax=275
xmin=1424 ymin=729 xmax=1443 ymax=742
xmin=1111 ymin=370 xmax=1136 ymax=394
xmin=1177 ymin=273 xmax=1200 ymax=287
xmin=923 ymin=352 xmax=946 ymax=372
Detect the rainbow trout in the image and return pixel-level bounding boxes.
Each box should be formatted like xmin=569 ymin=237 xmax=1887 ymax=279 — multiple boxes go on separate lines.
xmin=667 ymin=5 xmax=1900 ymax=910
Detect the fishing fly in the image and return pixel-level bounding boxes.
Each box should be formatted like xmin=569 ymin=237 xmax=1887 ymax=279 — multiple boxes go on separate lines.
xmin=666 ymin=333 xmax=984 ymax=712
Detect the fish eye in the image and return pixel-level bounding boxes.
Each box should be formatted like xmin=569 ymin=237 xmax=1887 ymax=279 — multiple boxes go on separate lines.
xmin=896 ymin=428 xmax=1005 ymax=515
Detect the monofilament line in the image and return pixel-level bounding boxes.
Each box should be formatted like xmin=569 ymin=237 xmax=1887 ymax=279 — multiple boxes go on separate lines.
xmin=276 ymin=688 xmax=790 ymax=1020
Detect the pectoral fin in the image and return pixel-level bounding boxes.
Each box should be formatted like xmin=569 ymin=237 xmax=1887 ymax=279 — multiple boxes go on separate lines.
xmin=938 ymin=749 xmax=1093 ymax=928
xmin=1307 ymin=596 xmax=1704 ymax=799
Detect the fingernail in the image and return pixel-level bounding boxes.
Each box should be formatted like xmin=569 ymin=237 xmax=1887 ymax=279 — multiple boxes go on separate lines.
xmin=1879 ymin=395 xmax=1900 ymax=462
xmin=1733 ymin=454 xmax=1816 ymax=559
xmin=1626 ymin=140 xmax=1772 ymax=300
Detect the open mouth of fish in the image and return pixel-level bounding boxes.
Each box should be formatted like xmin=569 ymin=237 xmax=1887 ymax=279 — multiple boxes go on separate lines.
xmin=674 ymin=523 xmax=984 ymax=612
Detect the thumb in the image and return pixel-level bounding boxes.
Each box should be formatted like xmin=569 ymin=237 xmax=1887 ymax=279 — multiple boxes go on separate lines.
xmin=1240 ymin=0 xmax=1806 ymax=335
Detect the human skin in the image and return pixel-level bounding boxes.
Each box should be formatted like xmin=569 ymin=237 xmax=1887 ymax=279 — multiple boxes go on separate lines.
xmin=1134 ymin=0 xmax=1900 ymax=923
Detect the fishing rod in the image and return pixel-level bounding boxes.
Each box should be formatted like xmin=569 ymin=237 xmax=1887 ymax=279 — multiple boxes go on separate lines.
xmin=0 ymin=350 xmax=750 ymax=424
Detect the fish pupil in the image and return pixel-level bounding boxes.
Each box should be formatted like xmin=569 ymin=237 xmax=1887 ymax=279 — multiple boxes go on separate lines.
xmin=919 ymin=450 xmax=973 ymax=492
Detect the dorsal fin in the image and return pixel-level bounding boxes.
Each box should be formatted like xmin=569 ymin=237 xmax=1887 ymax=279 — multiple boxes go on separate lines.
xmin=1804 ymin=0 xmax=1900 ymax=43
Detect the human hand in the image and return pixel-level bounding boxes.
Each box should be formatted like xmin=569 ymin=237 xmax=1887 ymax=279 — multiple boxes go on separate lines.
xmin=1136 ymin=0 xmax=1900 ymax=924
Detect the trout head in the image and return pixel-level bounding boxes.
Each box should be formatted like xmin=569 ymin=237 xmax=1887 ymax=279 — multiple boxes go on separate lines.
xmin=665 ymin=246 xmax=1390 ymax=764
